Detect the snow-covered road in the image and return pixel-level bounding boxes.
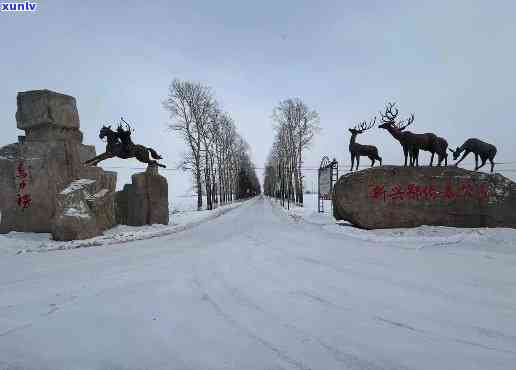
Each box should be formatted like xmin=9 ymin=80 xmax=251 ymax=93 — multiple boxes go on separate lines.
xmin=1 ymin=196 xmax=515 ymax=370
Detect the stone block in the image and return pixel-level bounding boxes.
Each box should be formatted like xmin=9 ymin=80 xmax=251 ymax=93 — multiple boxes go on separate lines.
xmin=332 ymin=166 xmax=516 ymax=229
xmin=52 ymin=179 xmax=97 ymax=240
xmin=0 ymin=89 xmax=119 ymax=241
xmin=16 ymin=89 xmax=80 ymax=131
xmin=115 ymin=166 xmax=169 ymax=226
xmin=52 ymin=178 xmax=116 ymax=241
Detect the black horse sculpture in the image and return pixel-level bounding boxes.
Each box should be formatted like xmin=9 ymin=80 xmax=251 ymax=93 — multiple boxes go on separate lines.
xmin=84 ymin=125 xmax=166 ymax=168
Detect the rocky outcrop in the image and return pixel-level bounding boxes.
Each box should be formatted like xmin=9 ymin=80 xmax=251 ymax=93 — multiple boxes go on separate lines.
xmin=116 ymin=165 xmax=169 ymax=226
xmin=332 ymin=166 xmax=516 ymax=229
xmin=52 ymin=178 xmax=116 ymax=241
xmin=0 ymin=89 xmax=117 ymax=240
xmin=52 ymin=179 xmax=98 ymax=241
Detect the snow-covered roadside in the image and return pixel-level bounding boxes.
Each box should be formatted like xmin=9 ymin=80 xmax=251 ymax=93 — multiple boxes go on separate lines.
xmin=0 ymin=199 xmax=249 ymax=256
xmin=1 ymin=196 xmax=515 ymax=369
xmin=277 ymin=194 xmax=516 ymax=254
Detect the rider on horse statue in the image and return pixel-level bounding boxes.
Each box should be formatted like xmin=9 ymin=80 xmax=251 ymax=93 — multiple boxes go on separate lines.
xmin=84 ymin=117 xmax=166 ymax=168
xmin=116 ymin=122 xmax=134 ymax=159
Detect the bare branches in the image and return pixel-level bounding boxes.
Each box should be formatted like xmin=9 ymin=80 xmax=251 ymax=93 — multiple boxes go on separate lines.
xmin=164 ymin=78 xmax=260 ymax=209
xmin=264 ymin=98 xmax=320 ymax=206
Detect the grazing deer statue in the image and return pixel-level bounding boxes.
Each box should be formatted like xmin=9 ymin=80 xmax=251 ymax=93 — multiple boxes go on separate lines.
xmin=449 ymin=138 xmax=497 ymax=173
xmin=378 ymin=102 xmax=448 ymax=167
xmin=348 ymin=117 xmax=382 ymax=171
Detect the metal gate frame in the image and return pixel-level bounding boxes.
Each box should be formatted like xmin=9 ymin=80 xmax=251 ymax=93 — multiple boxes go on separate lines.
xmin=318 ymin=156 xmax=338 ymax=213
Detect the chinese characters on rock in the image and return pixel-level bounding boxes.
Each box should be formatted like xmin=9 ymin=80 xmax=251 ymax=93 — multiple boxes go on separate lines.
xmin=15 ymin=161 xmax=32 ymax=209
xmin=369 ymin=181 xmax=489 ymax=203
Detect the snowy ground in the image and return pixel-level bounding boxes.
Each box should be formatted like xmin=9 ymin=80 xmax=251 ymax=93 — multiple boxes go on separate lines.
xmin=0 ymin=197 xmax=242 ymax=256
xmin=287 ymin=193 xmax=516 ymax=255
xmin=1 ymin=196 xmax=516 ymax=369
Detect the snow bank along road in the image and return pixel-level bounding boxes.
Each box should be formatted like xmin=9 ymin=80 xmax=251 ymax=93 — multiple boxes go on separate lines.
xmin=0 ymin=196 xmax=515 ymax=370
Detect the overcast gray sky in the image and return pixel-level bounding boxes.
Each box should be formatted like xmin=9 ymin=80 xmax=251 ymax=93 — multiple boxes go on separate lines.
xmin=1 ymin=0 xmax=515 ymax=197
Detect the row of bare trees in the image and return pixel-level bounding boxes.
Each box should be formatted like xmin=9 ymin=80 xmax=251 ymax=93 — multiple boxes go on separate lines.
xmin=263 ymin=98 xmax=320 ymax=206
xmin=163 ymin=79 xmax=260 ymax=211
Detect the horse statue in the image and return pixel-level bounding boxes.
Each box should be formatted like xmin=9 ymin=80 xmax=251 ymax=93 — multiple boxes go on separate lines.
xmin=84 ymin=120 xmax=166 ymax=168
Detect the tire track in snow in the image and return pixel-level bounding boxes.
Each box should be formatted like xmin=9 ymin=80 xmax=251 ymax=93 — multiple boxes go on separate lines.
xmin=266 ymin=199 xmax=516 ymax=358
xmin=374 ymin=316 xmax=421 ymax=332
xmin=191 ymin=277 xmax=312 ymax=370
xmin=0 ymin=323 xmax=32 ymax=337
xmin=292 ymin=252 xmax=516 ymax=313
xmin=201 ymin=267 xmax=408 ymax=370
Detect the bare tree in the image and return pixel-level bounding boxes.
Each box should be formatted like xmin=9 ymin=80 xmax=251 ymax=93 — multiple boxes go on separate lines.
xmin=164 ymin=78 xmax=260 ymax=210
xmin=270 ymin=98 xmax=320 ymax=206
xmin=163 ymin=79 xmax=214 ymax=210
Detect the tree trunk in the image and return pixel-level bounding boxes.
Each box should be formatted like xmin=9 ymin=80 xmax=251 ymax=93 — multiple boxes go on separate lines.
xmin=196 ymin=167 xmax=202 ymax=211
xmin=204 ymin=150 xmax=212 ymax=210
xmin=298 ymin=148 xmax=304 ymax=205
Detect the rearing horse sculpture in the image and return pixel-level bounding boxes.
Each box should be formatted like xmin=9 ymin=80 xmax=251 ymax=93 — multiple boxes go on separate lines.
xmin=84 ymin=124 xmax=166 ymax=168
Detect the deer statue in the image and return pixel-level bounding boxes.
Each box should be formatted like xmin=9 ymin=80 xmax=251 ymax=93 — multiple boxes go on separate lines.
xmin=449 ymin=138 xmax=497 ymax=173
xmin=348 ymin=117 xmax=382 ymax=171
xmin=377 ymin=103 xmax=417 ymax=166
xmin=406 ymin=128 xmax=449 ymax=167
xmin=432 ymin=136 xmax=449 ymax=166
xmin=378 ymin=102 xmax=447 ymax=167
xmin=408 ymin=131 xmax=449 ymax=167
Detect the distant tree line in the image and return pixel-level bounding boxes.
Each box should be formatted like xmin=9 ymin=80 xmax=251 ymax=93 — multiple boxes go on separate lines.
xmin=164 ymin=79 xmax=261 ymax=210
xmin=263 ymin=98 xmax=320 ymax=207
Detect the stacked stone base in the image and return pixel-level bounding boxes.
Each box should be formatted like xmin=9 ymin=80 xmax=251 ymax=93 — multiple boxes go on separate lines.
xmin=116 ymin=165 xmax=169 ymax=226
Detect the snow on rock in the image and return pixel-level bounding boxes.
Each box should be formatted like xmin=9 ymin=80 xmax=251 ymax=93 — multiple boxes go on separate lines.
xmin=0 ymin=143 xmax=19 ymax=161
xmin=92 ymin=189 xmax=109 ymax=198
xmin=85 ymin=188 xmax=109 ymax=201
xmin=53 ymin=178 xmax=117 ymax=241
xmin=63 ymin=207 xmax=91 ymax=219
xmin=59 ymin=178 xmax=96 ymax=195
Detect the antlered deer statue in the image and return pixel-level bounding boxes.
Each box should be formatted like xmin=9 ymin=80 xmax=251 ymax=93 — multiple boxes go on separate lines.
xmin=348 ymin=117 xmax=382 ymax=171
xmin=378 ymin=102 xmax=448 ymax=166
xmin=377 ymin=103 xmax=417 ymax=166
xmin=450 ymin=138 xmax=497 ymax=173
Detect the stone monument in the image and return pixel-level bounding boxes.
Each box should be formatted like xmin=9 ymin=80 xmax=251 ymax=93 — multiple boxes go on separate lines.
xmin=0 ymin=89 xmax=117 ymax=240
xmin=332 ymin=166 xmax=516 ymax=229
xmin=115 ymin=165 xmax=169 ymax=226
